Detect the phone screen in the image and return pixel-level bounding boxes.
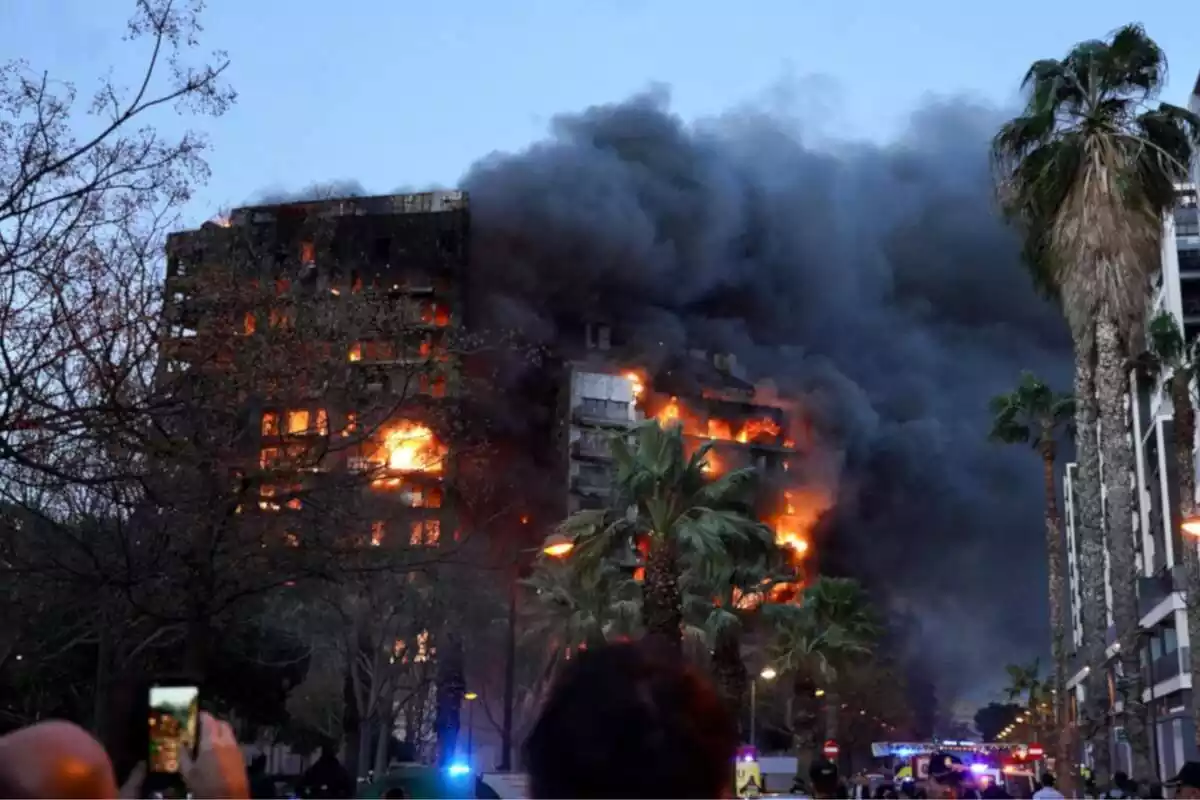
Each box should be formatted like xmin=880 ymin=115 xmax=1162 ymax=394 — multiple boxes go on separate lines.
xmin=147 ymin=685 xmax=199 ymax=773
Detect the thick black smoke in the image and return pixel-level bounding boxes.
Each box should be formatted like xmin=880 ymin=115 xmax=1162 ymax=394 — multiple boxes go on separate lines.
xmin=461 ymin=88 xmax=1072 ymax=705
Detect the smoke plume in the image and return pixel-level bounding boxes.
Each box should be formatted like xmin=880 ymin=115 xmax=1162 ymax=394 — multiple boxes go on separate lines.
xmin=461 ymin=88 xmax=1072 ymax=703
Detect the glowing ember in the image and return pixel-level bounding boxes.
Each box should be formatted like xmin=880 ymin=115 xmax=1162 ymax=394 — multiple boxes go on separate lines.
xmin=378 ymin=422 xmax=446 ymax=474
xmin=701 ymin=449 xmax=723 ymax=475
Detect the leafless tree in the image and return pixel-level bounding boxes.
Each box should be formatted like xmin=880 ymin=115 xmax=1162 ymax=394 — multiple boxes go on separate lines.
xmin=0 ymin=0 xmax=233 ymax=491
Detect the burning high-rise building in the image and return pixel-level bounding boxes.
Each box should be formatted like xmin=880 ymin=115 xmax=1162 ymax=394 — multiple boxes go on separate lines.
xmin=161 ymin=190 xmax=469 ymax=551
xmin=551 ymin=319 xmax=825 ymax=589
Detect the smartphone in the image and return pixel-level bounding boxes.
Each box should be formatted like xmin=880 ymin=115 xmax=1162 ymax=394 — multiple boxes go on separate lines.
xmin=147 ymin=682 xmax=200 ymax=774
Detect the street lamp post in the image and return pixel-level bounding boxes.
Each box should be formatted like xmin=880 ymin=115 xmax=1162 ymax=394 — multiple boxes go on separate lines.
xmin=498 ymin=532 xmax=576 ymax=771
xmin=750 ymin=667 xmax=777 ymax=750
xmin=464 ymin=692 xmax=478 ymax=765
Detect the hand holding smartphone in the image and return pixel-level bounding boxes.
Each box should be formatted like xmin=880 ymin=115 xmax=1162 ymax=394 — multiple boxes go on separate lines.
xmin=147 ymin=683 xmax=201 ymax=775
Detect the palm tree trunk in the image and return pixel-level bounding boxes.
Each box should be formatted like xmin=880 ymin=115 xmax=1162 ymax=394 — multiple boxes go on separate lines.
xmin=642 ymin=535 xmax=683 ymax=650
xmin=1041 ymin=434 xmax=1080 ymax=796
xmin=711 ymin=627 xmax=747 ymax=733
xmin=1169 ymin=369 xmax=1200 ymax=758
xmin=1096 ymin=311 xmax=1152 ymax=781
xmin=1041 ymin=433 xmax=1075 ymax=795
xmin=824 ymin=691 xmax=839 ymax=748
xmin=1075 ymin=339 xmax=1112 ymax=780
xmin=790 ymin=692 xmax=818 ymax=788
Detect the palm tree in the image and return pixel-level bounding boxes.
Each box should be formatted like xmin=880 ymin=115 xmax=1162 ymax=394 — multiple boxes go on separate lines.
xmin=989 ymin=372 xmax=1073 ymax=779
xmin=1142 ymin=310 xmax=1200 ymax=748
xmin=1004 ymin=660 xmax=1051 ymax=745
xmin=683 ymin=544 xmax=795 ymax=729
xmin=992 ymin=24 xmax=1200 ymax=781
xmin=769 ymin=577 xmax=877 ymax=781
xmin=521 ymin=554 xmax=640 ymax=686
xmin=561 ymin=421 xmax=774 ymax=651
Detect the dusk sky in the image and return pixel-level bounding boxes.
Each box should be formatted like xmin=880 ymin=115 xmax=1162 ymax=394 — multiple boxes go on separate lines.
xmin=6 ymin=0 xmax=1199 ymax=225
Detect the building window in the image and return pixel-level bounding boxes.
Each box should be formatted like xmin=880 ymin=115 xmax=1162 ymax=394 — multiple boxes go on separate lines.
xmin=348 ymin=342 xmax=363 ymax=362
xmin=286 ymin=410 xmax=310 ymax=435
xmin=243 ymin=312 xmax=257 ymax=336
xmin=259 ymin=485 xmax=280 ymax=512
xmin=409 ymin=519 xmax=441 ymax=547
xmin=370 ymin=521 xmax=385 ymax=547
xmin=300 ymin=241 xmax=315 ymax=266
xmin=315 ymin=409 xmax=329 ymax=436
xmin=261 ymin=411 xmax=280 ymax=437
xmin=585 ymin=323 xmax=612 ymax=350
xmin=577 ymin=463 xmax=610 ymax=488
xmin=342 ymin=411 xmax=357 ymax=437
xmin=259 ymin=448 xmax=280 ymax=469
xmin=406 ymin=486 xmax=444 ymax=509
xmin=579 ymin=398 xmax=629 ymax=420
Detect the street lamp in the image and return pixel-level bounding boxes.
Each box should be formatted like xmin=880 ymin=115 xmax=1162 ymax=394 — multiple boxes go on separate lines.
xmin=750 ymin=667 xmax=777 ymax=750
xmin=499 ymin=534 xmax=575 ymax=771
xmin=1183 ymin=514 xmax=1200 ymax=537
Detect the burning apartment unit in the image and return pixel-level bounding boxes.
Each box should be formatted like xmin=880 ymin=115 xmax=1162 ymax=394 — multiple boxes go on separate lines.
xmin=553 ymin=320 xmax=822 ymax=586
xmin=161 ymin=190 xmax=468 ymax=550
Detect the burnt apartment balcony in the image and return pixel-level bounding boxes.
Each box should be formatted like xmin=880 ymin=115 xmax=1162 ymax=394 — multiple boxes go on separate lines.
xmin=571 ymin=466 xmax=612 ymax=496
xmin=1149 ymin=647 xmax=1186 ymax=687
xmin=572 ymin=399 xmax=635 ymax=429
xmin=1138 ymin=565 xmax=1186 ymax=621
xmin=572 ymin=432 xmax=614 ymax=461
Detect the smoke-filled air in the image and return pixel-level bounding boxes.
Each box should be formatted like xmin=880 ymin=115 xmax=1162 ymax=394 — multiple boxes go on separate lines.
xmin=463 ymin=88 xmax=1072 ymax=697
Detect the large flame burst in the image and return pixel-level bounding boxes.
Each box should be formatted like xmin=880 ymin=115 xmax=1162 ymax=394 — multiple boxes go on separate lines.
xmin=772 ymin=489 xmax=831 ymax=559
xmin=378 ymin=422 xmax=446 ymax=473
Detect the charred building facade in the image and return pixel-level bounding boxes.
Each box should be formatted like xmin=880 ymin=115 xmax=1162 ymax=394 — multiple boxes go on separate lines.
xmin=161 ymin=190 xmax=469 ymax=553
xmin=162 ymin=188 xmax=816 ymax=590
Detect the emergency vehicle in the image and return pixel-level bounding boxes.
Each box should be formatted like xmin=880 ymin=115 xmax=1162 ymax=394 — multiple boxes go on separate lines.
xmin=734 ymin=745 xmax=764 ymax=798
xmin=871 ymin=740 xmax=1040 ymax=797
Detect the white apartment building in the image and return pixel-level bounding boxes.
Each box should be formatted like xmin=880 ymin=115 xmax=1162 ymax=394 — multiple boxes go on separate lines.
xmin=1062 ymin=72 xmax=1200 ymax=779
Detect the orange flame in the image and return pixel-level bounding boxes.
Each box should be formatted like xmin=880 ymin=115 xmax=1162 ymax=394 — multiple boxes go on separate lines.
xmin=737 ymin=417 xmax=782 ymax=443
xmin=770 ymin=488 xmax=832 ymax=559
xmin=377 ymin=422 xmax=446 ymax=474
xmin=707 ymin=419 xmax=734 ymax=440
xmin=701 ymin=449 xmax=723 ymax=475
xmin=624 ymin=372 xmax=645 ymax=402
xmin=656 ymin=397 xmax=681 ymax=427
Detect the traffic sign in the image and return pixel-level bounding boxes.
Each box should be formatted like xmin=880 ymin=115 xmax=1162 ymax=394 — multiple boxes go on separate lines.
xmin=1027 ymin=743 xmax=1044 ymax=759
xmin=823 ymin=740 xmax=839 ymax=759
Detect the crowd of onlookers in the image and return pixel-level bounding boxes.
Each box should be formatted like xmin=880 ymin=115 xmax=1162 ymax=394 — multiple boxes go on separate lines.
xmin=3 ymin=638 xmax=1200 ymax=798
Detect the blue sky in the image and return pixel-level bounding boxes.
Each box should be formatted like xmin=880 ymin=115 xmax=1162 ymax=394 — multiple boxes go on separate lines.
xmin=6 ymin=0 xmax=1199 ymax=229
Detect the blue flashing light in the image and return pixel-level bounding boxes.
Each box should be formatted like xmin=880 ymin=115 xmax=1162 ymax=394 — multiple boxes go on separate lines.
xmin=446 ymin=762 xmax=471 ymax=778
xmin=896 ymin=748 xmax=914 ymax=758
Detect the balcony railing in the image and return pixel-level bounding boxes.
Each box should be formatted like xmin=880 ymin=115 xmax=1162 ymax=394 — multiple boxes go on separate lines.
xmin=571 ymin=473 xmax=612 ymax=495
xmin=1137 ymin=566 xmax=1185 ymax=620
xmin=572 ymin=435 xmax=613 ymax=460
xmin=1149 ymin=647 xmax=1185 ymax=686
